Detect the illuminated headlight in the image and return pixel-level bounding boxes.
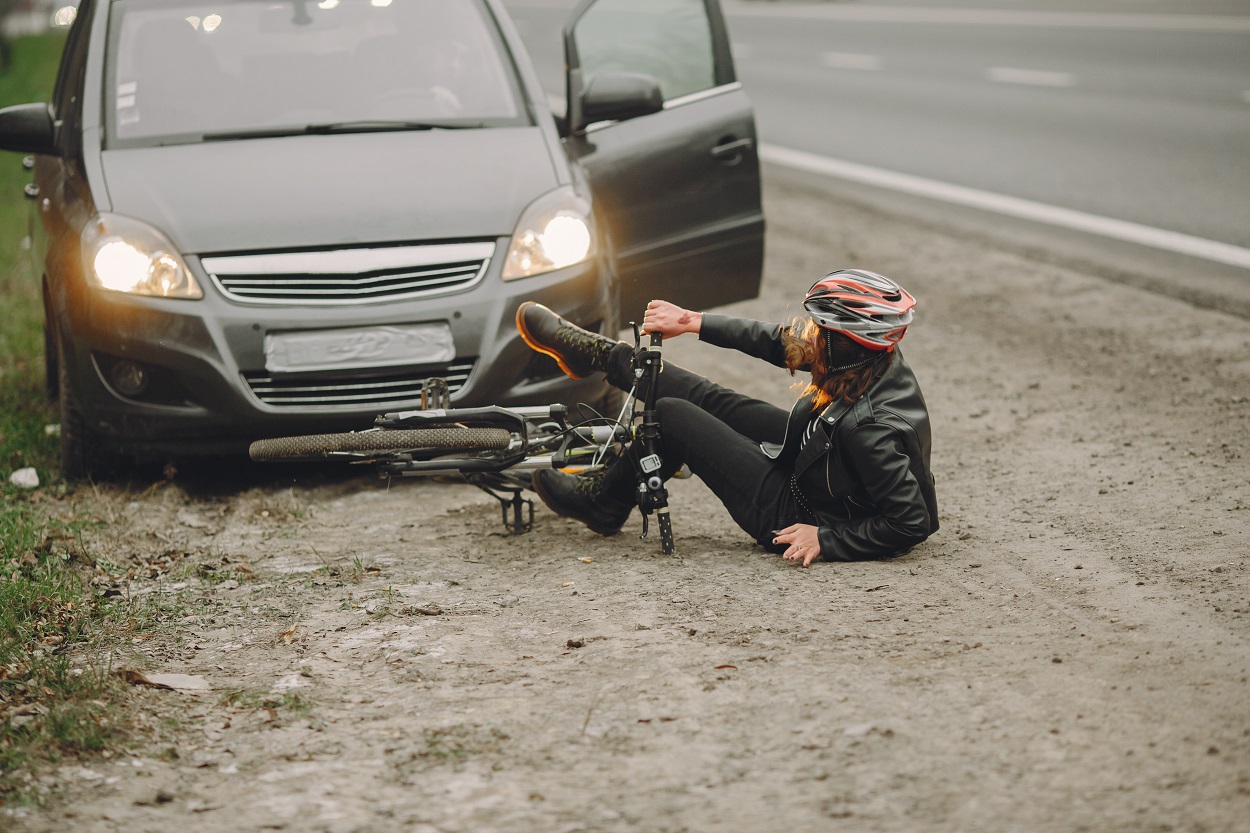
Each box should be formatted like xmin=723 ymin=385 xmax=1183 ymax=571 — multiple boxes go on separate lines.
xmin=81 ymin=214 xmax=202 ymax=299
xmin=501 ymin=187 xmax=594 ymax=280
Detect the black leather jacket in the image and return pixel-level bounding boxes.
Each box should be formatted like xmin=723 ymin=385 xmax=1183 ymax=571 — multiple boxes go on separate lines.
xmin=700 ymin=314 xmax=939 ymax=562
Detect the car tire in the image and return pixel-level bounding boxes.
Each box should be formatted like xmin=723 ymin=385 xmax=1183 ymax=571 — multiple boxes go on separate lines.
xmin=55 ymin=334 xmax=120 ymax=482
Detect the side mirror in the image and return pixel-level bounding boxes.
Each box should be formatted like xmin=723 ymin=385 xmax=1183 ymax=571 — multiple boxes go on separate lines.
xmin=579 ymin=72 xmax=663 ymax=131
xmin=0 ymin=103 xmax=58 ymax=156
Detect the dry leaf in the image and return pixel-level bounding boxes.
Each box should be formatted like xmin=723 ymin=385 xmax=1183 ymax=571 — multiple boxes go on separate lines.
xmin=120 ymin=670 xmax=211 ymax=692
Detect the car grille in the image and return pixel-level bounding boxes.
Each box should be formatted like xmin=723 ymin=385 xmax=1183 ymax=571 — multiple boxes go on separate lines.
xmin=243 ymin=361 xmax=475 ymax=408
xmin=201 ymin=242 xmax=495 ymax=304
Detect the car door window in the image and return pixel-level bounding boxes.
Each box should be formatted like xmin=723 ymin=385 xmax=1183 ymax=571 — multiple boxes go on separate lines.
xmin=572 ymin=0 xmax=715 ymax=102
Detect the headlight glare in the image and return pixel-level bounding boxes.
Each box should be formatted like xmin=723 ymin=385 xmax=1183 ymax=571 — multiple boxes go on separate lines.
xmin=82 ymin=214 xmax=202 ymax=299
xmin=502 ymin=187 xmax=594 ymax=280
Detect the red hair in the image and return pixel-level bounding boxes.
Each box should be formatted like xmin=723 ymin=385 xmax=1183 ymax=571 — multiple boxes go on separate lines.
xmin=781 ymin=319 xmax=891 ymax=411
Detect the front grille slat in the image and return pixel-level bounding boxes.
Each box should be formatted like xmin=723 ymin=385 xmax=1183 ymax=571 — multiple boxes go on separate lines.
xmin=244 ymin=362 xmax=474 ymax=409
xmin=224 ymin=263 xmax=480 ymax=291
xmin=203 ymin=243 xmax=494 ymax=305
xmin=222 ymin=272 xmax=479 ymax=300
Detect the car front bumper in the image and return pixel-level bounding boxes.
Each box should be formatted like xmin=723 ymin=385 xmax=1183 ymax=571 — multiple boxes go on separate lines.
xmin=58 ymin=240 xmax=616 ymax=458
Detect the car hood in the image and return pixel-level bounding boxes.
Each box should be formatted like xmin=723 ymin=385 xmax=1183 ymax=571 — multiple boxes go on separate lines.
xmin=100 ymin=128 xmax=560 ymax=253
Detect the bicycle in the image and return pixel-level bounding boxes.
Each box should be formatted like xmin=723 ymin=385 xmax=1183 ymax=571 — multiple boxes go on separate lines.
xmin=248 ymin=325 xmax=678 ymax=554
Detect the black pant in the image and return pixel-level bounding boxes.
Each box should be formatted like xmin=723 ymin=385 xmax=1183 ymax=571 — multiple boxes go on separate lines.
xmin=605 ymin=343 xmax=803 ymax=550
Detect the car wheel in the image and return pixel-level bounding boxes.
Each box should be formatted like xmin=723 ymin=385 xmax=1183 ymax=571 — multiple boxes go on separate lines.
xmin=42 ymin=318 xmax=57 ymax=402
xmin=55 ymin=334 xmax=121 ymax=482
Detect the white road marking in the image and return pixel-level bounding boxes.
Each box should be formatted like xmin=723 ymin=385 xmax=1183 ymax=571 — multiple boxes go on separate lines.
xmin=719 ymin=2 xmax=1250 ymax=33
xmin=987 ymin=67 xmax=1075 ymax=88
xmin=820 ymin=52 xmax=881 ymax=71
xmin=760 ymin=143 xmax=1250 ymax=271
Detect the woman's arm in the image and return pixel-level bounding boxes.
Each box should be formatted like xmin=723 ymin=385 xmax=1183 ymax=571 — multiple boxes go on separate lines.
xmin=644 ymin=300 xmax=792 ymax=368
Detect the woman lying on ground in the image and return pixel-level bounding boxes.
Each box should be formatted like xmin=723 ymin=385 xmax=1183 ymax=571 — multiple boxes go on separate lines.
xmin=516 ymin=269 xmax=938 ymax=566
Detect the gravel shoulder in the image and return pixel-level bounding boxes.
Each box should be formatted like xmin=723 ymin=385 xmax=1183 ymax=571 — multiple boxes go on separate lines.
xmin=7 ymin=174 xmax=1249 ymax=833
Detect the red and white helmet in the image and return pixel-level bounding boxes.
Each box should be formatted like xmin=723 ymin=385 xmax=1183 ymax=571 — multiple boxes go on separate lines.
xmin=803 ymin=269 xmax=916 ymax=352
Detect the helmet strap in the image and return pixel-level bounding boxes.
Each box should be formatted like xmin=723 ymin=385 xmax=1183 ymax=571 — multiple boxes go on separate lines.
xmin=825 ymin=330 xmax=877 ymax=372
xmin=830 ymin=355 xmax=876 ymax=372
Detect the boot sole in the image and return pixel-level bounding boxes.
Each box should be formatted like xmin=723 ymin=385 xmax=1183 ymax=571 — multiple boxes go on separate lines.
xmin=531 ymin=470 xmax=626 ymax=537
xmin=515 ymin=303 xmax=589 ymax=381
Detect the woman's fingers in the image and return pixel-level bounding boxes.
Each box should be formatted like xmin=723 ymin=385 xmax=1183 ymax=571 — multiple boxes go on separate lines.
xmin=774 ymin=524 xmax=819 ymax=566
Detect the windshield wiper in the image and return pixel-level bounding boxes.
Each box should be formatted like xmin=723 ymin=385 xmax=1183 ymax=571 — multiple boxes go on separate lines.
xmin=201 ymin=121 xmax=482 ymax=142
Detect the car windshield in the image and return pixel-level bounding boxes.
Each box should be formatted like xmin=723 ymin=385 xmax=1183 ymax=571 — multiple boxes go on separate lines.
xmin=105 ymin=0 xmax=527 ymax=146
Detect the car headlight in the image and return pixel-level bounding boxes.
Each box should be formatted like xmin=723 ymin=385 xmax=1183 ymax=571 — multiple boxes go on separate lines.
xmin=81 ymin=214 xmax=203 ymax=299
xmin=501 ymin=187 xmax=595 ymax=280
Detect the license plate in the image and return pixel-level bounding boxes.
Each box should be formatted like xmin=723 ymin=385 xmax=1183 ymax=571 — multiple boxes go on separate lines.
xmin=264 ymin=323 xmax=455 ymax=374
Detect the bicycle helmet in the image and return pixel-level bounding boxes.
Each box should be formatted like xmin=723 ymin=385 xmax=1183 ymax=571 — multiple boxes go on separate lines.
xmin=803 ymin=269 xmax=916 ymax=353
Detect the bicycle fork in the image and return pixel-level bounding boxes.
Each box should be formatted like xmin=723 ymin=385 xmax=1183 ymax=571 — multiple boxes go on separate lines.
xmin=631 ymin=327 xmax=675 ymax=555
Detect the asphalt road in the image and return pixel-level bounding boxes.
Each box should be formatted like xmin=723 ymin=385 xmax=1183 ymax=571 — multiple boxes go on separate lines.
xmin=504 ymin=0 xmax=1250 ymax=278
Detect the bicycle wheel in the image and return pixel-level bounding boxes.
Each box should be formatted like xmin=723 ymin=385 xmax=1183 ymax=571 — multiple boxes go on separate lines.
xmin=249 ymin=427 xmax=512 ymax=463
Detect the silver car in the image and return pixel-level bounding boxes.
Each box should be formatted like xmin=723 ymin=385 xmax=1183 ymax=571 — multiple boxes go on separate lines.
xmin=0 ymin=0 xmax=763 ymax=478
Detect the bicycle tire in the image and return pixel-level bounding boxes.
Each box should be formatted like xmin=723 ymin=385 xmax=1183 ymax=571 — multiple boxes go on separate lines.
xmin=249 ymin=427 xmax=512 ymax=462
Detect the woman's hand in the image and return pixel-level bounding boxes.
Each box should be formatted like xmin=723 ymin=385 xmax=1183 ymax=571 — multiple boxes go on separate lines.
xmin=642 ymin=300 xmax=701 ymax=338
xmin=773 ymin=524 xmax=823 ymax=567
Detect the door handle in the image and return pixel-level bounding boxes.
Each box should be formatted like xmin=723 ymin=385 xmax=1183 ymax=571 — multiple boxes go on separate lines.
xmin=711 ymin=136 xmax=753 ymax=165
xmin=24 ymin=183 xmax=39 ymax=200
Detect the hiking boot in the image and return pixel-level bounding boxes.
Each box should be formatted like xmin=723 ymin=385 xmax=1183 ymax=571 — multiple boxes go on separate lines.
xmin=516 ymin=301 xmax=616 ymax=380
xmin=532 ymin=463 xmax=635 ymax=536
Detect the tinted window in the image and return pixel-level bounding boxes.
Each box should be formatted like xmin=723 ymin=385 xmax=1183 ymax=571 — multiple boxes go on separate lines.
xmin=573 ymin=0 xmax=715 ymax=102
xmin=105 ymin=0 xmax=527 ymax=146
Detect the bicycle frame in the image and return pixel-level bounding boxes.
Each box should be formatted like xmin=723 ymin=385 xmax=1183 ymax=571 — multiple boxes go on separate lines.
xmin=250 ymin=326 xmax=678 ymax=552
xmin=359 ymin=402 xmax=625 ymax=534
xmin=375 ymin=327 xmax=678 ymax=553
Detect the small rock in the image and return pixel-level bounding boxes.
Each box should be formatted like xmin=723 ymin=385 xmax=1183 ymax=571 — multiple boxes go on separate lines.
xmin=843 ymin=723 xmax=875 ymax=737
xmin=566 ymin=638 xmax=585 ymax=649
xmin=177 ymin=509 xmax=210 ymax=529
xmin=8 ymin=467 xmax=39 ymax=489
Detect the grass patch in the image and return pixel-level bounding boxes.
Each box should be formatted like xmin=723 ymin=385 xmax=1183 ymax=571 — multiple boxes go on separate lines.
xmin=0 ymin=32 xmax=138 ymax=805
xmin=0 ymin=497 xmax=132 ymax=803
xmin=1 ymin=33 xmax=64 ymax=479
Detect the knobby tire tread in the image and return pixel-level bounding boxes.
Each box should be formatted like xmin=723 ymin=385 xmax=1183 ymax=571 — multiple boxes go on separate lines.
xmin=249 ymin=427 xmax=511 ymax=462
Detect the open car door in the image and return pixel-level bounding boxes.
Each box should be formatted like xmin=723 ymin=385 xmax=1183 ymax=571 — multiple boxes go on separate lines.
xmin=563 ymin=0 xmax=764 ymax=320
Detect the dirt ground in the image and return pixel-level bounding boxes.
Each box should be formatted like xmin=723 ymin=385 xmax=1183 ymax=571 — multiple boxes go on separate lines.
xmin=5 ymin=173 xmax=1249 ymax=833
